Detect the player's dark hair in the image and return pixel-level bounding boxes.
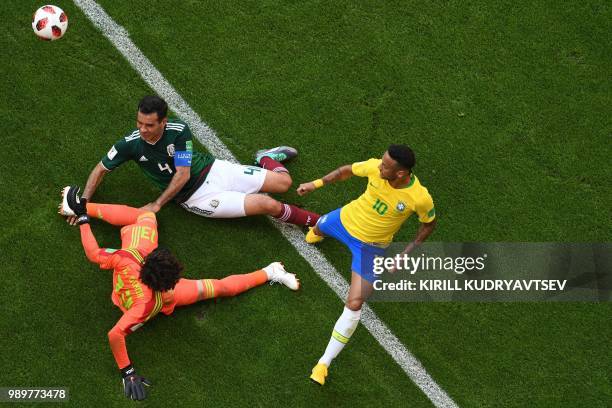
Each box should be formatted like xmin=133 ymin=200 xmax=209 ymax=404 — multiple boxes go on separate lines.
xmin=140 ymin=247 xmax=183 ymax=292
xmin=138 ymin=95 xmax=168 ymax=121
xmin=388 ymin=144 xmax=416 ymax=171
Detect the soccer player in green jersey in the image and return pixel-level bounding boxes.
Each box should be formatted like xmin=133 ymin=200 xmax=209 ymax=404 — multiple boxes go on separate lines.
xmin=69 ymin=96 xmax=319 ymax=227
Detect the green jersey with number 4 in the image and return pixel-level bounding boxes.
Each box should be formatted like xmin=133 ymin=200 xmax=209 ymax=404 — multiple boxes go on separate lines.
xmin=101 ymin=119 xmax=215 ymax=198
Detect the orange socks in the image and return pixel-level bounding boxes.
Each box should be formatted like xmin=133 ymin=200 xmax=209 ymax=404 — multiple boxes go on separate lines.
xmin=213 ymin=271 xmax=268 ymax=297
xmin=173 ymin=271 xmax=268 ymax=306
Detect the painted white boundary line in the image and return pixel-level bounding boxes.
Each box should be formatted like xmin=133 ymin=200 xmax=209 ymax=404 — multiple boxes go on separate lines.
xmin=73 ymin=1 xmax=458 ymax=406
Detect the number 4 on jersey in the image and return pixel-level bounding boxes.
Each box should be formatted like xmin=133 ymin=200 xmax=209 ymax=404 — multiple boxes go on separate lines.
xmin=158 ymin=163 xmax=173 ymax=174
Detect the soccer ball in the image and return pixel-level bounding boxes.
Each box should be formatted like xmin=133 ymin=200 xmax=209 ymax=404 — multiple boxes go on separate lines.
xmin=32 ymin=5 xmax=68 ymax=41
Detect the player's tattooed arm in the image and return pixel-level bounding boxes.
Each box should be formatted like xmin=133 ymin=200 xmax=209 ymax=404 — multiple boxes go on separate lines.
xmin=389 ymin=219 xmax=437 ymax=273
xmin=322 ymin=165 xmax=354 ymax=184
xmin=141 ymin=166 xmax=190 ymax=212
xmin=412 ymin=219 xmax=437 ymax=246
xmin=297 ymin=165 xmax=353 ymax=196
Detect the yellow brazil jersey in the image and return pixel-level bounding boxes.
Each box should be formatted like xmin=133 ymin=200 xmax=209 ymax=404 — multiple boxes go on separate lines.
xmin=340 ymin=158 xmax=436 ymax=244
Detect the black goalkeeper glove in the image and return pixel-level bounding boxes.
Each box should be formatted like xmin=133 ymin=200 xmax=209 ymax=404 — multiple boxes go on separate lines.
xmin=66 ymin=185 xmax=89 ymax=225
xmin=120 ymin=365 xmax=151 ymax=401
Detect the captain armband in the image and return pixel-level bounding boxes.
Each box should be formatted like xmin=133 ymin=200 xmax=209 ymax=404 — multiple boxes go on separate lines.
xmin=174 ymin=151 xmax=192 ymax=166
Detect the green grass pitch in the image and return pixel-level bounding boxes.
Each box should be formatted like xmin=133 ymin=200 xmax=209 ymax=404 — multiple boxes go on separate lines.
xmin=1 ymin=1 xmax=610 ymax=406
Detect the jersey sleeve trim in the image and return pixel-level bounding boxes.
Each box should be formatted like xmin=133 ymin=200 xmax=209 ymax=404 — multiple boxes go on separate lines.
xmin=416 ymin=194 xmax=436 ymax=223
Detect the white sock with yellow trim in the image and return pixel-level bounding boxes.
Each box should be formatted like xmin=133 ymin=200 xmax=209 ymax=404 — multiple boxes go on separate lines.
xmin=318 ymin=306 xmax=361 ymax=367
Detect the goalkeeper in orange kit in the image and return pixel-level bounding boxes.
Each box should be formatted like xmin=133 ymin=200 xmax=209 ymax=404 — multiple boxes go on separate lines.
xmin=58 ymin=186 xmax=299 ymax=401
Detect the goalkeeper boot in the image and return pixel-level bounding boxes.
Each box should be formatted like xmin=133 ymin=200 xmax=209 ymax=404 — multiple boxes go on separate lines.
xmin=58 ymin=186 xmax=76 ymax=216
xmin=306 ymin=227 xmax=324 ymax=244
xmin=255 ymin=146 xmax=298 ymax=165
xmin=263 ymin=262 xmax=300 ymax=291
xmin=310 ymin=363 xmax=328 ymax=385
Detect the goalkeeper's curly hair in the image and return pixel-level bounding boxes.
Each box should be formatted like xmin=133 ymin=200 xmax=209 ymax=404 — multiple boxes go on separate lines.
xmin=140 ymin=247 xmax=183 ymax=292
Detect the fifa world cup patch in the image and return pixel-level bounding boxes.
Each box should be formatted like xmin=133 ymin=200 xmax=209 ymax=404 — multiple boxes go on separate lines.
xmin=396 ymin=201 xmax=406 ymax=212
xmin=107 ymin=146 xmax=118 ymax=160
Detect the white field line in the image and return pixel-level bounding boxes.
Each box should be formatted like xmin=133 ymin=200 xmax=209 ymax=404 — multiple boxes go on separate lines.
xmin=73 ymin=1 xmax=458 ymax=406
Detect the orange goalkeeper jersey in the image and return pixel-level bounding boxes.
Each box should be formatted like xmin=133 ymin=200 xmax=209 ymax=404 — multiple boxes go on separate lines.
xmin=79 ymin=211 xmax=177 ymax=368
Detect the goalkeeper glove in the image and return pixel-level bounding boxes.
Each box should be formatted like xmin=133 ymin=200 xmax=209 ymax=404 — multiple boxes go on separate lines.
xmin=66 ymin=185 xmax=89 ymax=225
xmin=120 ymin=365 xmax=151 ymax=401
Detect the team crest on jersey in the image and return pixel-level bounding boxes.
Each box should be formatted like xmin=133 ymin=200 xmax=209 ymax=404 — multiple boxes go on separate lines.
xmin=167 ymin=144 xmax=175 ymax=157
xmin=209 ymin=199 xmax=220 ymax=208
xmin=396 ymin=201 xmax=406 ymax=212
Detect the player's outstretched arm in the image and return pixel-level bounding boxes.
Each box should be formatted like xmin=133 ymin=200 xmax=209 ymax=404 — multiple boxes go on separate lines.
xmin=108 ymin=316 xmax=151 ymax=401
xmin=82 ymin=162 xmax=110 ymax=200
xmin=297 ymin=164 xmax=354 ymax=196
xmin=140 ymin=166 xmax=190 ymax=212
xmin=65 ymin=164 xmax=109 ymax=225
xmin=412 ymin=219 xmax=437 ymax=247
xmin=79 ymin=223 xmax=103 ymax=264
xmin=61 ymin=185 xmax=106 ymax=264
xmin=389 ymin=220 xmax=437 ymax=273
xmin=78 ymin=223 xmax=120 ymax=267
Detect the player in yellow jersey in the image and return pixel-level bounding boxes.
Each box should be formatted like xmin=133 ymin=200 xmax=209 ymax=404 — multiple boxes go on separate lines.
xmin=296 ymin=145 xmax=437 ymax=385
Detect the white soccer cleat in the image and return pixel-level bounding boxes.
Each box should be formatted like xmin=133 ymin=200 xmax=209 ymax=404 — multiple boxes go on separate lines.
xmin=264 ymin=262 xmax=300 ymax=291
xmin=58 ymin=186 xmax=75 ymax=216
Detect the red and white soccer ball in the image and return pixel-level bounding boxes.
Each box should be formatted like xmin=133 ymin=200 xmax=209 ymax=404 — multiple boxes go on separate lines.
xmin=32 ymin=5 xmax=68 ymax=41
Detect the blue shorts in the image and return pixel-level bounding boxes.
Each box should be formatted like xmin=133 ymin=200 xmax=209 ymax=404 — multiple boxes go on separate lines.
xmin=317 ymin=208 xmax=386 ymax=283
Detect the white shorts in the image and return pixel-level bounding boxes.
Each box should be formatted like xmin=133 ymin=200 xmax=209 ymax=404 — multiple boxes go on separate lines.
xmin=180 ymin=159 xmax=267 ymax=218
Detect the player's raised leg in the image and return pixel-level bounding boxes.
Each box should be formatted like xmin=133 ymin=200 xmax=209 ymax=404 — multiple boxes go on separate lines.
xmin=311 ymin=272 xmax=373 ymax=385
xmin=259 ymin=169 xmax=293 ymax=193
xmin=87 ymin=203 xmax=147 ymax=226
xmin=254 ymin=146 xmax=297 ymax=193
xmin=172 ymin=262 xmax=300 ymax=307
xmin=307 ymin=209 xmax=345 ymax=245
xmin=244 ymin=194 xmax=320 ymax=227
xmin=59 ymin=186 xmax=145 ymax=226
